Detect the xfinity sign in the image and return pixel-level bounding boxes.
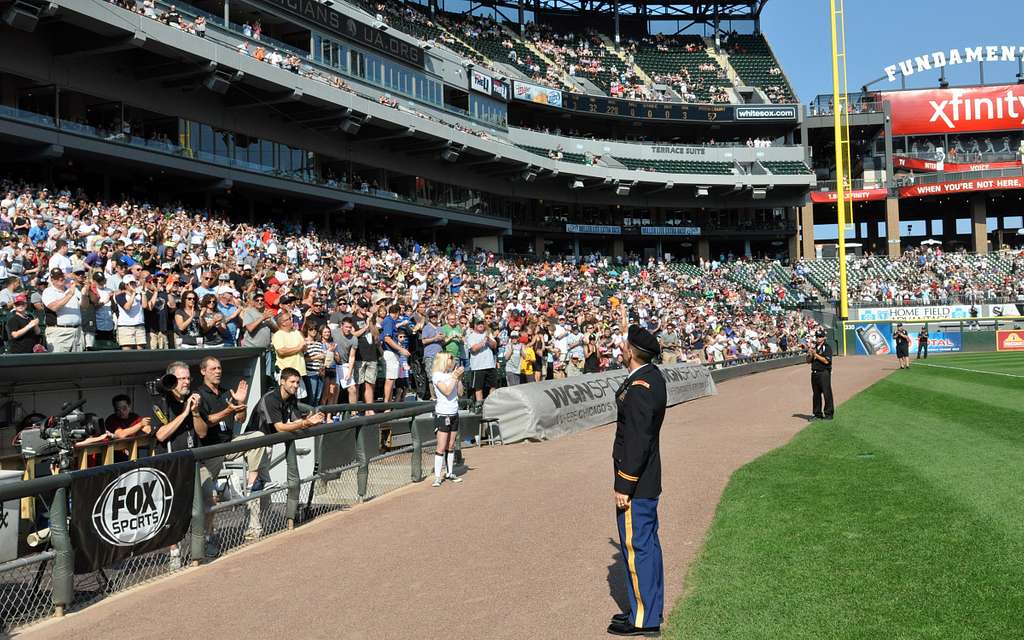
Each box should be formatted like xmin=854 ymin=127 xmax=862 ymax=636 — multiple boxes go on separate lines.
xmin=91 ymin=468 xmax=174 ymax=547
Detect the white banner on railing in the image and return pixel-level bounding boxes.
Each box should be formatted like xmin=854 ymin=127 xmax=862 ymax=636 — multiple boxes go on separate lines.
xmin=483 ymin=362 xmax=716 ymax=444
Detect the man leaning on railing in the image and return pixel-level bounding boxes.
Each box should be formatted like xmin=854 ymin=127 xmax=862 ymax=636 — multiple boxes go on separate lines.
xmin=248 ymin=367 xmax=326 ymax=436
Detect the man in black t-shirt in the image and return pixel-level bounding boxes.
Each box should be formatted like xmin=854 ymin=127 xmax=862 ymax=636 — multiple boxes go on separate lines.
xmin=352 ymin=299 xmax=380 ymax=408
xmin=251 ymin=368 xmax=325 ymax=434
xmin=156 ymin=361 xmax=201 ymax=452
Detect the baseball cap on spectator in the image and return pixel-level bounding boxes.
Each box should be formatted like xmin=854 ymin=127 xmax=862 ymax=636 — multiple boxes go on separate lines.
xmin=218 ymin=273 xmax=230 ymax=281
xmin=48 ymin=268 xmax=64 ymax=280
xmin=215 ymin=285 xmax=238 ymax=296
xmin=123 ymin=274 xmax=136 ymax=285
xmin=117 ymin=255 xmax=136 ymax=267
xmin=13 ymin=293 xmax=27 ymax=305
xmin=357 ymin=297 xmax=370 ymax=308
xmin=242 ymin=264 xmax=253 ymax=271
xmin=72 ymin=265 xmax=86 ymax=274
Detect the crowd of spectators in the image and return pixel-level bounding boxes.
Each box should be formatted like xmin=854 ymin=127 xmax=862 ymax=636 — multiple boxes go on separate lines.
xmin=0 ymin=179 xmax=823 ymax=409
xmin=795 ymin=247 xmax=1024 ymax=305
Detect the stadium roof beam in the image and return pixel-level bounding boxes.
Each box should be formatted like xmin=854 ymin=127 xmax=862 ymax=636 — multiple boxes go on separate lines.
xmin=352 ymin=127 xmax=417 ymax=143
xmin=53 ymin=32 xmax=146 ymax=58
xmin=226 ymin=89 xmax=304 ymax=110
xmin=468 ymin=1 xmax=761 ymax=27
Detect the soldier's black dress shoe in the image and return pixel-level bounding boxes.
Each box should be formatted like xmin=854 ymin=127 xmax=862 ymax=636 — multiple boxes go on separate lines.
xmin=607 ymin=620 xmax=661 ymax=636
xmin=611 ymin=612 xmax=629 ymax=624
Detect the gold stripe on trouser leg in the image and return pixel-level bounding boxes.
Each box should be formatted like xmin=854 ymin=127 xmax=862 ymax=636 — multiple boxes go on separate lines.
xmin=625 ymin=503 xmax=645 ymax=628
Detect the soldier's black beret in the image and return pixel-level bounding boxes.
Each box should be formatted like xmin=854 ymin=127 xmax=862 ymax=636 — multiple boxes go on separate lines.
xmin=628 ymin=325 xmax=661 ymax=357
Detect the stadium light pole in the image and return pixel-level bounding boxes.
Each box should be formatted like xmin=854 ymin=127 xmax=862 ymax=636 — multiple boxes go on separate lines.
xmin=829 ymin=0 xmax=851 ymax=355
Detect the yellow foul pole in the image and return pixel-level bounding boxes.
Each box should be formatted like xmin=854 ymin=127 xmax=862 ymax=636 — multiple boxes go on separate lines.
xmin=829 ymin=0 xmax=851 ymax=354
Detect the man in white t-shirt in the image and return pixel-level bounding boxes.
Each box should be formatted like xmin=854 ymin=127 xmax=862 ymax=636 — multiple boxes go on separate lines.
xmin=47 ymin=240 xmax=73 ymax=275
xmin=41 ymin=268 xmax=84 ymax=352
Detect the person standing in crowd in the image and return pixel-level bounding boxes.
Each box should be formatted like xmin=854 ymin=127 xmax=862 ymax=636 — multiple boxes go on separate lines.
xmin=174 ymin=290 xmax=202 ymax=348
xmin=894 ymin=323 xmax=911 ymax=369
xmin=465 ymin=317 xmax=497 ymax=408
xmin=302 ymin=322 xmax=326 ymax=405
xmin=319 ymin=324 xmax=340 ymax=406
xmin=42 ymin=268 xmax=83 ymax=352
xmin=658 ymin=322 xmax=681 ymax=364
xmin=198 ymin=293 xmax=225 ymax=348
xmin=583 ymin=329 xmax=600 ymax=374
xmin=608 ymin=309 xmax=667 ymax=637
xmin=519 ymin=332 xmax=536 ymax=383
xmin=380 ymin=303 xmax=411 ymax=404
xmin=143 ymin=273 xmax=173 ymax=350
xmin=272 ymin=311 xmax=306 ymax=384
xmin=5 ymin=294 xmax=41 ymax=353
xmin=420 ymin=309 xmax=444 ymax=399
xmin=807 ymin=328 xmax=834 ymax=420
xmin=430 ymin=352 xmax=464 ymax=487
xmin=240 ymin=291 xmax=274 ymax=347
xmin=333 ymin=316 xmax=359 ymax=405
xmin=532 ymin=331 xmax=547 ymax=382
xmin=114 ymin=274 xmax=148 ymax=350
xmin=916 ymin=326 xmax=929 ymax=360
xmin=503 ymin=330 xmax=523 ymax=386
xmin=352 ymin=298 xmax=380 ymax=410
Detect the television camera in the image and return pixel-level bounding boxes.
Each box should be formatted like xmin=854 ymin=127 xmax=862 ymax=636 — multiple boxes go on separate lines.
xmin=17 ymin=398 xmax=103 ymax=471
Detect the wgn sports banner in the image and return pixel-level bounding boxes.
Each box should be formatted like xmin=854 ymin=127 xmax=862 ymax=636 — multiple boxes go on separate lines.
xmin=483 ymin=363 xmax=716 ymax=444
xmin=71 ymin=452 xmax=194 ymax=572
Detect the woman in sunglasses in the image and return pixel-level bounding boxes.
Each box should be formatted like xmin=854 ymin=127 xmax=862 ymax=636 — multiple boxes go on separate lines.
xmin=174 ymin=290 xmax=203 ymax=348
xmin=198 ymin=293 xmax=225 ymax=348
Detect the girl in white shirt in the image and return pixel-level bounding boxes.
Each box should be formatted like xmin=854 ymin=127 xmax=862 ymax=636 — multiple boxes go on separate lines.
xmin=431 ymin=352 xmax=464 ymax=487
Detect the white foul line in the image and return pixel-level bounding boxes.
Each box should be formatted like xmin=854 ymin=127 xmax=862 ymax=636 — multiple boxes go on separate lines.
xmin=915 ymin=362 xmax=1024 ymax=379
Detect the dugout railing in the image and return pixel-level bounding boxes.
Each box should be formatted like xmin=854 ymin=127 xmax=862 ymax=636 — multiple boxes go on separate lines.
xmin=0 ymin=400 xmax=440 ymax=631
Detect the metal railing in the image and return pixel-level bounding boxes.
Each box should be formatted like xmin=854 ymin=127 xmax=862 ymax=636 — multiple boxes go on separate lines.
xmin=902 ymin=166 xmax=1024 ymax=186
xmin=0 ymin=400 xmax=437 ymax=631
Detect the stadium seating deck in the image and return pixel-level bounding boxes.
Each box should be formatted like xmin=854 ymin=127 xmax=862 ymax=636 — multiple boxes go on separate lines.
xmin=763 ymin=161 xmax=812 ymax=175
xmin=726 ymin=34 xmax=797 ymax=103
xmin=616 ymin=157 xmax=735 ymax=175
xmin=633 ymin=37 xmax=728 ymax=103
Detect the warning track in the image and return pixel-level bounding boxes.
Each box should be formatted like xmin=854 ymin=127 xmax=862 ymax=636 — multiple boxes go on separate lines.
xmin=19 ymin=357 xmax=891 ymax=640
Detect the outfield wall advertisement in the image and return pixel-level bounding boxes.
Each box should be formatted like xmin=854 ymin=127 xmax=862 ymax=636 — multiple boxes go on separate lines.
xmin=853 ymin=324 xmax=962 ymax=355
xmin=851 ymin=304 xmax=1024 ymax=322
xmin=996 ymin=330 xmax=1024 ymax=351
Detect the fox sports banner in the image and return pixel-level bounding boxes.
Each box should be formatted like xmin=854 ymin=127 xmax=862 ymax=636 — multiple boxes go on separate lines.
xmin=483 ymin=363 xmax=716 ymax=444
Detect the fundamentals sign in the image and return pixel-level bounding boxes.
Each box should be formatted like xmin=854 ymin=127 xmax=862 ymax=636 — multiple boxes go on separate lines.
xmin=483 ymin=362 xmax=715 ymax=444
xmin=885 ymin=46 xmax=1022 ymax=82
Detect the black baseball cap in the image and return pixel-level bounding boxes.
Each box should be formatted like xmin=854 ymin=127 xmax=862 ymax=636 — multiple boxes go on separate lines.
xmin=357 ymin=297 xmax=370 ymax=308
xmin=815 ymin=328 xmax=827 ymax=338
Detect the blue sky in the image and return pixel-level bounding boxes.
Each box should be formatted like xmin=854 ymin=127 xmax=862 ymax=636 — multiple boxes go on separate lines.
xmin=762 ymin=0 xmax=1024 ymax=101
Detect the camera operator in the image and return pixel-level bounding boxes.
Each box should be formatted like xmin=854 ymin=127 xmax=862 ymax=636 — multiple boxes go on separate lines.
xmin=102 ymin=394 xmax=154 ymax=463
xmin=155 ymin=361 xmax=202 ymax=452
xmin=42 ymin=268 xmax=84 ymax=353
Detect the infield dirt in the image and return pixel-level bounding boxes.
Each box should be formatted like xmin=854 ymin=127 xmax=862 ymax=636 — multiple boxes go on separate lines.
xmin=19 ymin=356 xmax=891 ymax=640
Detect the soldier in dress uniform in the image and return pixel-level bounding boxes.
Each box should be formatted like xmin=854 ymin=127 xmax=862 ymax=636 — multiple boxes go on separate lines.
xmin=608 ymin=308 xmax=668 ymax=638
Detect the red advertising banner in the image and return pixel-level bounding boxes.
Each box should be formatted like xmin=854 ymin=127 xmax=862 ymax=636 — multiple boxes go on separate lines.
xmin=894 ymin=156 xmax=1021 ymax=172
xmin=809 ymin=189 xmax=888 ymax=203
xmin=899 ymin=175 xmax=1024 ymax=198
xmin=885 ymin=83 xmax=1024 ymax=136
xmin=996 ymin=329 xmax=1024 ymax=352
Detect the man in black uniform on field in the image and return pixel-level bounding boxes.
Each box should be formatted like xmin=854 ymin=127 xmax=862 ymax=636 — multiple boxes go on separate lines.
xmin=808 ymin=328 xmax=834 ymax=420
xmin=608 ymin=307 xmax=668 ymax=637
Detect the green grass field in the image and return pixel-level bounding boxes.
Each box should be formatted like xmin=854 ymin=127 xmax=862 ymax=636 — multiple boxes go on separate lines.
xmin=667 ymin=352 xmax=1024 ymax=640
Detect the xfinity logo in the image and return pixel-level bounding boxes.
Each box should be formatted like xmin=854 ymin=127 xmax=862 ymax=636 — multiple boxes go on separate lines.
xmin=929 ymin=90 xmax=1024 ymax=129
xmin=92 ymin=468 xmax=174 ymax=547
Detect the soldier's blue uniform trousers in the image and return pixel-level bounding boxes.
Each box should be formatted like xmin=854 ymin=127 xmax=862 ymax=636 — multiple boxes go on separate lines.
xmin=616 ymin=497 xmax=664 ymax=629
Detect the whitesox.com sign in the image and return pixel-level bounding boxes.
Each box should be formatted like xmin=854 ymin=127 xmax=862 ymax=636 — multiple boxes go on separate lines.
xmin=91 ymin=468 xmax=174 ymax=546
xmin=72 ymin=453 xmax=193 ymax=572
